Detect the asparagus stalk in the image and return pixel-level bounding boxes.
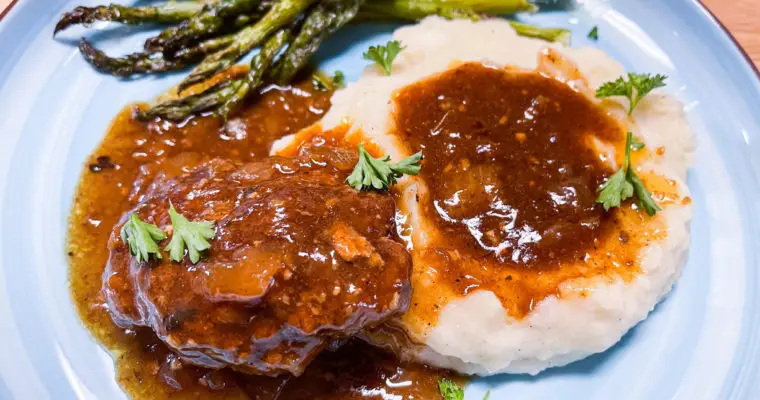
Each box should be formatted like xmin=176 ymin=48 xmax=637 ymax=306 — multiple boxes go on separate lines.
xmin=272 ymin=0 xmax=364 ymax=84
xmin=178 ymin=0 xmax=316 ymax=90
xmin=358 ymin=1 xmax=570 ymax=45
xmin=144 ymin=0 xmax=263 ymax=52
xmin=217 ymin=29 xmax=291 ymax=118
xmin=140 ymin=29 xmax=290 ymax=121
xmin=359 ymin=0 xmax=536 ymax=20
xmin=78 ymin=34 xmax=236 ymax=76
xmin=61 ymin=0 xmax=568 ymax=120
xmin=424 ymin=0 xmax=537 ymax=14
xmin=173 ymin=33 xmax=239 ymax=60
xmin=358 ymin=5 xmax=480 ymax=21
xmin=139 ymin=79 xmax=245 ymax=121
xmin=54 ymin=1 xmax=205 ymax=34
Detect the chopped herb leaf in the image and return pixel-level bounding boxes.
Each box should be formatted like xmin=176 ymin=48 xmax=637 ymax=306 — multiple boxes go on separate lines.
xmin=629 ymin=171 xmax=660 ymax=216
xmin=363 ymin=40 xmax=405 ymax=75
xmin=165 ymin=203 xmax=216 ymax=264
xmin=120 ymin=213 xmax=166 ymax=263
xmin=346 ymin=144 xmax=422 ymax=191
xmin=482 ymin=391 xmax=491 ymax=400
xmin=588 ymin=26 xmax=599 ymax=40
xmin=596 ymin=73 xmax=667 ymax=115
xmin=438 ymin=378 xmax=464 ymax=400
xmin=630 ymin=135 xmax=645 ymax=150
xmin=333 ymin=70 xmax=346 ymax=88
xmin=597 ymin=164 xmax=634 ymax=211
xmin=596 ymin=132 xmax=660 ymax=215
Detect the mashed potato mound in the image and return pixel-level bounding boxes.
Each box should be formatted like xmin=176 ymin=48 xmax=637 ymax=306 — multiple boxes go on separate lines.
xmin=275 ymin=17 xmax=694 ymax=375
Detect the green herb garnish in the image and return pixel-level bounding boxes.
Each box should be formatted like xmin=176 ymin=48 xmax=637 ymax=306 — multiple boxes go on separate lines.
xmin=597 ymin=131 xmax=661 ymax=216
xmin=346 ymin=144 xmax=422 ymax=191
xmin=363 ymin=40 xmax=405 ymax=75
xmin=596 ymin=73 xmax=667 ymax=115
xmin=333 ymin=70 xmax=346 ymax=88
xmin=165 ymin=203 xmax=216 ymax=263
xmin=438 ymin=378 xmax=491 ymax=400
xmin=630 ymin=135 xmax=645 ymax=151
xmin=120 ymin=213 xmax=167 ymax=263
xmin=588 ymin=26 xmax=599 ymax=40
xmin=439 ymin=378 xmax=464 ymax=400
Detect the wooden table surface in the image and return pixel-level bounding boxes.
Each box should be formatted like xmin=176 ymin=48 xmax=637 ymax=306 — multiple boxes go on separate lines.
xmin=702 ymin=0 xmax=760 ymax=67
xmin=0 ymin=0 xmax=757 ymax=65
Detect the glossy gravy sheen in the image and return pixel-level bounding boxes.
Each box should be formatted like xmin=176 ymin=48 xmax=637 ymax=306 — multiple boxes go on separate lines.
xmin=68 ymin=82 xmax=451 ymax=399
xmin=393 ymin=63 xmax=653 ymax=320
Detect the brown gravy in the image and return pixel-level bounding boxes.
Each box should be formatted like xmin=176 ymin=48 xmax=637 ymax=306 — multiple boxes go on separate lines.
xmin=67 ymin=82 xmax=450 ymax=399
xmin=395 ymin=63 xmax=618 ymax=267
xmin=392 ymin=63 xmax=650 ymax=321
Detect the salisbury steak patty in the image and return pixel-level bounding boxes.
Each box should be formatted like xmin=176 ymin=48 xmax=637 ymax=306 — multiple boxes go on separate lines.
xmin=102 ymin=145 xmax=412 ymax=376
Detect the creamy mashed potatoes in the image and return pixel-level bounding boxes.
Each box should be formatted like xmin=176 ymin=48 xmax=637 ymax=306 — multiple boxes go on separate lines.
xmin=275 ymin=17 xmax=694 ymax=375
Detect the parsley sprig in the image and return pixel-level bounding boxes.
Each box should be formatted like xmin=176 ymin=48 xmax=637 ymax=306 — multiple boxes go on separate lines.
xmin=588 ymin=26 xmax=599 ymax=40
xmin=363 ymin=40 xmax=405 ymax=75
xmin=630 ymin=135 xmax=645 ymax=151
xmin=332 ymin=70 xmax=346 ymax=88
xmin=439 ymin=379 xmax=464 ymax=400
xmin=438 ymin=378 xmax=489 ymax=400
xmin=346 ymin=144 xmax=422 ymax=191
xmin=597 ymin=131 xmax=661 ymax=216
xmin=120 ymin=213 xmax=166 ymax=263
xmin=596 ymin=73 xmax=667 ymax=115
xmin=165 ymin=204 xmax=216 ymax=263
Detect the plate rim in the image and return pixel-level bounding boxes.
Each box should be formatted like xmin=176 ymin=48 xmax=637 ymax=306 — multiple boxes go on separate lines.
xmin=684 ymin=1 xmax=760 ymax=398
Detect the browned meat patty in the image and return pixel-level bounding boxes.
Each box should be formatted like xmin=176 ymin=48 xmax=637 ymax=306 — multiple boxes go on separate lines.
xmin=102 ymin=144 xmax=412 ymax=376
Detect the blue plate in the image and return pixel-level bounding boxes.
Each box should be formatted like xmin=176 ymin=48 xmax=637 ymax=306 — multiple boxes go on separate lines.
xmin=0 ymin=0 xmax=759 ymax=399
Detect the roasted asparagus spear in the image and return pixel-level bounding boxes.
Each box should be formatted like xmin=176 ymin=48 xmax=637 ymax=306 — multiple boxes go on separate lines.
xmin=359 ymin=0 xmax=569 ymax=44
xmin=55 ymin=0 xmax=573 ymax=120
xmin=78 ymin=33 xmax=237 ymax=76
xmin=139 ymin=79 xmax=244 ymax=121
xmin=359 ymin=0 xmax=536 ymax=21
xmin=217 ymin=29 xmax=291 ymax=117
xmin=140 ymin=29 xmax=290 ymax=121
xmin=54 ymin=1 xmax=206 ymax=34
xmin=272 ymin=0 xmax=364 ymax=84
xmin=144 ymin=0 xmax=265 ymax=52
xmin=178 ymin=0 xmax=315 ymax=90
xmin=141 ymin=0 xmax=361 ymax=120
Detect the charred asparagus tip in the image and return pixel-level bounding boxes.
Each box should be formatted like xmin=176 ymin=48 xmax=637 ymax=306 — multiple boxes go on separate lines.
xmin=54 ymin=6 xmax=89 ymax=35
xmin=55 ymin=2 xmax=205 ymax=35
